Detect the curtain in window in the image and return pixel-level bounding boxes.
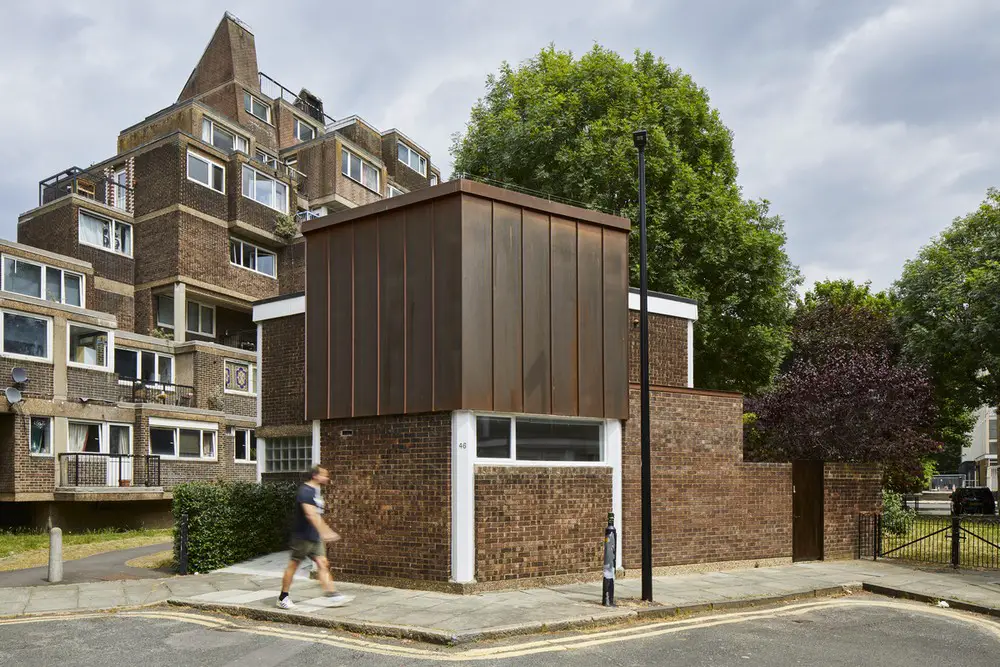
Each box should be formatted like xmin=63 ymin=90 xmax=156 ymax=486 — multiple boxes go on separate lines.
xmin=68 ymin=423 xmax=89 ymax=453
xmin=79 ymin=213 xmax=107 ymax=247
xmin=110 ymin=426 xmax=130 ymax=456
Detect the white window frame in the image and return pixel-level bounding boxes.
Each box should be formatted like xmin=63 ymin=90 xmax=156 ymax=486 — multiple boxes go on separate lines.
xmin=386 ymin=184 xmax=405 ymax=198
xmin=471 ymin=412 xmax=608 ymax=467
xmin=294 ymin=118 xmax=316 ymax=142
xmin=241 ymin=164 xmax=289 ymax=213
xmin=186 ymin=300 xmax=215 ymax=337
xmin=397 ymin=141 xmax=427 ymax=176
xmin=0 ymin=309 xmax=53 ymax=363
xmin=66 ymin=420 xmax=132 ymax=455
xmin=430 ymin=174 xmax=439 ymax=186
xmin=114 ymin=347 xmax=174 ymax=386
xmin=243 ymin=91 xmax=272 ymax=123
xmin=148 ymin=418 xmax=219 ymax=461
xmin=201 ymin=117 xmax=248 ymax=154
xmin=234 ymin=427 xmax=257 ymax=463
xmin=187 ymin=150 xmax=226 ymax=194
xmin=341 ymin=148 xmax=380 ymax=192
xmin=224 ymin=358 xmax=257 ymax=396
xmin=155 ymin=295 xmax=175 ymax=329
xmin=66 ymin=321 xmax=114 ymax=372
xmin=29 ymin=416 xmax=53 ymax=457
xmin=255 ymin=150 xmax=279 ymax=169
xmin=1 ymin=254 xmax=85 ymax=308
xmin=229 ymin=238 xmax=277 ymax=278
xmin=78 ymin=210 xmax=132 ymax=258
xmin=264 ymin=436 xmax=312 ymax=473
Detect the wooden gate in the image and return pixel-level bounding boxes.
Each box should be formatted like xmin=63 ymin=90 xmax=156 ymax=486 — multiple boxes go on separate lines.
xmin=792 ymin=461 xmax=824 ymax=561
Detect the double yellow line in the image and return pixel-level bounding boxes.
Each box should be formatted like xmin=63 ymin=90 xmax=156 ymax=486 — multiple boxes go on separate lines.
xmin=2 ymin=598 xmax=999 ymax=661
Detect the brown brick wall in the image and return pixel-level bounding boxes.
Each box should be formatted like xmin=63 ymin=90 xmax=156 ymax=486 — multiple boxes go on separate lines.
xmin=382 ymin=134 xmax=432 ymax=193
xmin=261 ymin=315 xmax=306 ymax=427
xmin=336 ymin=168 xmax=381 ymax=206
xmin=66 ymin=367 xmax=119 ymax=403
xmin=475 ymin=466 xmax=611 ymax=582
xmin=133 ymin=142 xmax=181 ymax=218
xmin=824 ymin=463 xmax=882 ymax=560
xmin=320 ymin=413 xmax=451 ymax=581
xmin=623 ymin=387 xmax=793 ymax=568
xmin=1 ymin=414 xmax=55 ymax=495
xmin=177 ymin=214 xmax=278 ymax=301
xmin=134 ymin=211 xmax=180 ymax=287
xmin=628 ymin=312 xmax=688 ymax=387
xmin=133 ymin=288 xmax=155 ymax=336
xmin=18 ymin=203 xmax=76 ymax=259
xmin=278 ymin=241 xmax=305 ymax=295
xmin=91 ymin=289 xmax=134 ymax=332
xmin=0 ymin=359 xmax=53 ymax=399
xmin=338 ymin=123 xmax=383 ymax=159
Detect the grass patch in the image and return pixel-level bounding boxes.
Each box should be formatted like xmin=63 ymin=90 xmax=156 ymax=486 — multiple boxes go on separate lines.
xmin=125 ymin=549 xmax=174 ymax=570
xmin=881 ymin=516 xmax=1000 ymax=567
xmin=0 ymin=528 xmax=172 ymax=572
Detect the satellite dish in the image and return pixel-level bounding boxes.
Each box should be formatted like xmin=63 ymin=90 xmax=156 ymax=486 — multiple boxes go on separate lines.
xmin=5 ymin=387 xmax=22 ymax=404
xmin=11 ymin=368 xmax=27 ymax=384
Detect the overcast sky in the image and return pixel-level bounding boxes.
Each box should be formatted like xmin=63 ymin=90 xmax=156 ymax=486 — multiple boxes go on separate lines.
xmin=1 ymin=0 xmax=996 ymax=291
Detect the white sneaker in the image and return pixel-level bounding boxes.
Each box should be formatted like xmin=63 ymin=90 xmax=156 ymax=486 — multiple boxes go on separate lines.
xmin=277 ymin=596 xmax=295 ymax=609
xmin=324 ymin=592 xmax=348 ymax=606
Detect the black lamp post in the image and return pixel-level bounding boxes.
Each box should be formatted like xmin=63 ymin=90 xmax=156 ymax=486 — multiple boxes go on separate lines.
xmin=633 ymin=129 xmax=653 ymax=602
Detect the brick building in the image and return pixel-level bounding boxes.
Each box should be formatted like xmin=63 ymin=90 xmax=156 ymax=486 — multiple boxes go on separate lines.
xmin=254 ymin=180 xmax=881 ymax=590
xmin=0 ymin=12 xmax=441 ymax=528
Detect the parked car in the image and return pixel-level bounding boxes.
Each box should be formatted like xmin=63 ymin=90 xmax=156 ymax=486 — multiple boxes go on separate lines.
xmin=951 ymin=487 xmax=997 ymax=515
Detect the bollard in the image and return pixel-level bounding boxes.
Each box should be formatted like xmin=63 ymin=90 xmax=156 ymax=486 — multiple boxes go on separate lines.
xmin=602 ymin=512 xmax=617 ymax=607
xmin=48 ymin=527 xmax=63 ymax=583
xmin=178 ymin=513 xmax=189 ymax=575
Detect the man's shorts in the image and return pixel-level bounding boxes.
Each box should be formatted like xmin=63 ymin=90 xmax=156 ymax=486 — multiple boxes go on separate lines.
xmin=289 ymin=538 xmax=325 ymax=562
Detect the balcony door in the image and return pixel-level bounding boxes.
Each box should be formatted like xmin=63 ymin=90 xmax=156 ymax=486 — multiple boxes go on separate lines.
xmin=113 ymin=168 xmax=128 ymax=211
xmin=107 ymin=424 xmax=133 ymax=485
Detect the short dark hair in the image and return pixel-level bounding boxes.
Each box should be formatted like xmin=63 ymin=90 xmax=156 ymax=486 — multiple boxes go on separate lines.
xmin=310 ymin=465 xmax=327 ymax=478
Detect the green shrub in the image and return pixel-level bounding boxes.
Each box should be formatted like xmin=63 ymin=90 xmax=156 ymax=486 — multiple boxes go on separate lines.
xmin=172 ymin=481 xmax=297 ymax=573
xmin=881 ymin=489 xmax=915 ymax=536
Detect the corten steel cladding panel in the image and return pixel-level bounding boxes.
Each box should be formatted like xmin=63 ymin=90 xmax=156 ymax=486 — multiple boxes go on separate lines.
xmin=302 ymin=179 xmax=630 ymax=420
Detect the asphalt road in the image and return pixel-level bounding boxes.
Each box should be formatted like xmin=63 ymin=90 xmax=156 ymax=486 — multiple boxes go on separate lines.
xmin=0 ymin=543 xmax=170 ymax=587
xmin=1 ymin=598 xmax=998 ymax=666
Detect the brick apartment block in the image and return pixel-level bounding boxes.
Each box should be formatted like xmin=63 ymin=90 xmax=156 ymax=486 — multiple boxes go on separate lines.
xmin=0 ymin=12 xmax=440 ymax=529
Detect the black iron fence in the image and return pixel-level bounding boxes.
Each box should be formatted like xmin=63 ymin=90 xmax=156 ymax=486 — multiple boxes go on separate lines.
xmin=39 ymin=166 xmax=134 ymax=212
xmin=59 ymin=453 xmax=161 ymax=488
xmin=220 ymin=329 xmax=257 ymax=352
xmin=860 ymin=513 xmax=1000 ymax=569
xmin=117 ymin=376 xmax=195 ymax=407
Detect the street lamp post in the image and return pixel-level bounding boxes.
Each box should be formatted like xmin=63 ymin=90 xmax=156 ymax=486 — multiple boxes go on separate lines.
xmin=633 ymin=129 xmax=653 ymax=602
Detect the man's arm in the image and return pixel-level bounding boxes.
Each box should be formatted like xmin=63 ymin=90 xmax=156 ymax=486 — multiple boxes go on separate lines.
xmin=302 ymin=503 xmax=340 ymax=542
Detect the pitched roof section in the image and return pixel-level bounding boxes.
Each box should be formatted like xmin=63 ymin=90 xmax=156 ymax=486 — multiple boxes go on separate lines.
xmin=178 ymin=13 xmax=260 ymax=102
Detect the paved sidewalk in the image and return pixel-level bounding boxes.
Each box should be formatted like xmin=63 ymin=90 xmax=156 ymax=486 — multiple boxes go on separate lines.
xmin=3 ymin=559 xmax=1000 ymax=644
xmin=0 ymin=543 xmax=171 ymax=588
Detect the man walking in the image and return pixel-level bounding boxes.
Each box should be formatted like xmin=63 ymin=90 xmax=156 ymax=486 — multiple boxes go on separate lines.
xmin=277 ymin=465 xmax=347 ymax=608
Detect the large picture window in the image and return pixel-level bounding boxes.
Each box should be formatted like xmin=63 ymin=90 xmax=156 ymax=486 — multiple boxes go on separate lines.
xmin=149 ymin=420 xmax=217 ymax=460
xmin=475 ymin=415 xmax=602 ymax=463
xmin=1 ymin=255 xmax=84 ymax=307
xmin=114 ymin=347 xmax=173 ymax=384
xmin=79 ymin=210 xmax=132 ymax=257
xmin=241 ymin=164 xmax=288 ymax=213
xmin=1 ymin=311 xmax=50 ymax=361
xmin=229 ymin=238 xmax=276 ymax=277
xmin=201 ymin=118 xmax=248 ymax=154
xmin=187 ymin=151 xmax=226 ymax=193
xmin=265 ymin=437 xmax=312 ymax=472
xmin=341 ymin=149 xmax=380 ymax=192
xmin=397 ymin=141 xmax=427 ymax=176
xmin=68 ymin=323 xmax=111 ymax=370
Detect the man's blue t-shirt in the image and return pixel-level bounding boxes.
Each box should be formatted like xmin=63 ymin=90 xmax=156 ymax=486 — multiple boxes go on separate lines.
xmin=293 ymin=483 xmax=324 ymax=542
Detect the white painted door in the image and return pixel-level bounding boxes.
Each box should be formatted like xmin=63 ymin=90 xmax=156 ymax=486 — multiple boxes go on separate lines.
xmin=106 ymin=424 xmax=133 ymax=486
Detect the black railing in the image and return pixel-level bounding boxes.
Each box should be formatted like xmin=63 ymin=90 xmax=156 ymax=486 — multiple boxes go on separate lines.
xmin=59 ymin=453 xmax=161 ymax=488
xmin=220 ymin=329 xmax=257 ymax=352
xmin=258 ymin=72 xmax=336 ymax=127
xmin=860 ymin=512 xmax=1000 ymax=569
xmin=39 ymin=166 xmax=134 ymax=212
xmin=117 ymin=376 xmax=195 ymax=407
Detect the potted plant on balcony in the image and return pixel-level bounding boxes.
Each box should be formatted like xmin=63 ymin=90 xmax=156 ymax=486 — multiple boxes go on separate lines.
xmin=119 ymin=478 xmax=132 ymax=488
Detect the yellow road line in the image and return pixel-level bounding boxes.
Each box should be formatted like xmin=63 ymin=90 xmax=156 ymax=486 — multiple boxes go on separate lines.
xmin=1 ymin=598 xmax=998 ymax=661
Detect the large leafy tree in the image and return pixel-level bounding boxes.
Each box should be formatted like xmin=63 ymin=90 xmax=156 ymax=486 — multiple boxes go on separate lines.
xmin=746 ymin=280 xmax=941 ymax=491
xmin=451 ymin=46 xmax=800 ymax=394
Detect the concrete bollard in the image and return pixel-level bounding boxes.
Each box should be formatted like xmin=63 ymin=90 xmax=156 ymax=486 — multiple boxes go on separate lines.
xmin=48 ymin=527 xmax=63 ymax=583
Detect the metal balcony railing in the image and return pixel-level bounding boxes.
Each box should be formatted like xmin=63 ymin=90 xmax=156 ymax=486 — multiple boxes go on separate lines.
xmin=219 ymin=329 xmax=257 ymax=352
xmin=258 ymin=72 xmax=336 ymax=127
xmin=39 ymin=166 xmax=134 ymax=213
xmin=59 ymin=453 xmax=161 ymax=488
xmin=117 ymin=376 xmax=195 ymax=407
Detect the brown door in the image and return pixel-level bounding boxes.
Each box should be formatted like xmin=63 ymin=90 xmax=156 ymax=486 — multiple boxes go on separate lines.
xmin=792 ymin=461 xmax=824 ymax=561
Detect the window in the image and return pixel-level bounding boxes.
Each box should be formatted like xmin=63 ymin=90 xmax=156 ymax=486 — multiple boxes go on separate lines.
xmin=30 ymin=417 xmax=52 ymax=456
xmin=243 ymin=91 xmax=271 ymax=122
xmin=294 ymin=119 xmax=316 ymax=142
xmin=341 ymin=149 xmax=379 ymax=192
xmin=265 ymin=437 xmax=312 ymax=472
xmin=1 ymin=311 xmax=50 ymax=360
xmin=990 ymin=417 xmax=997 ymax=456
xmin=229 ymin=238 xmax=276 ymax=278
xmin=113 ymin=167 xmax=129 ymax=211
xmin=430 ymin=174 xmax=439 ymax=186
xmin=149 ymin=421 xmax=217 ymax=460
xmin=155 ymin=295 xmax=174 ymax=328
xmin=241 ymin=164 xmax=288 ymax=213
xmin=68 ymin=323 xmax=111 ymax=369
xmin=201 ymin=118 xmax=248 ymax=154
xmin=255 ymin=150 xmax=279 ymax=169
xmin=224 ymin=359 xmax=255 ymax=394
xmin=235 ymin=428 xmax=257 ymax=462
xmin=475 ymin=415 xmax=602 ymax=462
xmin=2 ymin=256 xmax=85 ymax=307
xmin=397 ymin=141 xmax=427 ymax=176
xmin=386 ymin=185 xmax=404 ymax=198
xmin=68 ymin=421 xmax=102 ymax=453
xmin=79 ymin=210 xmax=132 ymax=257
xmin=114 ymin=347 xmax=173 ymax=384
xmin=187 ymin=151 xmax=225 ymax=193
xmin=186 ymin=301 xmax=215 ymax=336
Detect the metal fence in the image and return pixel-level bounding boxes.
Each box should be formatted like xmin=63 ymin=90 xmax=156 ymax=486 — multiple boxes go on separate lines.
xmin=117 ymin=377 xmax=195 ymax=407
xmin=860 ymin=513 xmax=1000 ymax=569
xmin=59 ymin=453 xmax=161 ymax=488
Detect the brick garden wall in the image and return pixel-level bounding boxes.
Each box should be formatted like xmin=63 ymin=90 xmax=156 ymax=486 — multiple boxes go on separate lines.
xmin=319 ymin=413 xmax=451 ymax=582
xmin=623 ymin=386 xmax=792 ymax=569
xmin=628 ymin=312 xmax=688 ymax=387
xmin=824 ymin=463 xmax=882 ymax=560
xmin=475 ymin=466 xmax=611 ymax=582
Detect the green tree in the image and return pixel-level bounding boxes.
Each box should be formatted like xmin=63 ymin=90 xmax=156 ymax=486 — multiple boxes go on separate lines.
xmin=451 ymin=45 xmax=800 ymax=394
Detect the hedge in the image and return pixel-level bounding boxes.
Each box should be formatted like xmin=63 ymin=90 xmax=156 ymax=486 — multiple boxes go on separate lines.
xmin=172 ymin=481 xmax=298 ymax=573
